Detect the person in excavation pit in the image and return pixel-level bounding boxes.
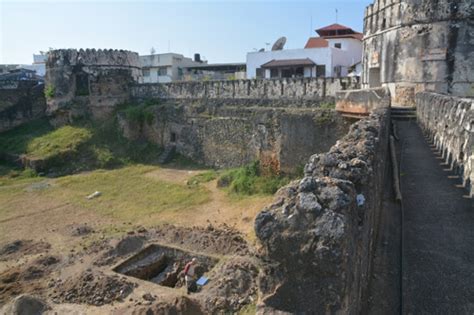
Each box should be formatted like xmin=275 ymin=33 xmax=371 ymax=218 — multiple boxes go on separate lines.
xmin=184 ymin=258 xmax=198 ymax=294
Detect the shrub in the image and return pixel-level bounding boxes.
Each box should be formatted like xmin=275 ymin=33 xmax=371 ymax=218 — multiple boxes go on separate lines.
xmin=217 ymin=161 xmax=290 ymax=196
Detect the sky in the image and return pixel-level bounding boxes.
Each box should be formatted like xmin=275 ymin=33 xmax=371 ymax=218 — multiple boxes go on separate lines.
xmin=0 ymin=0 xmax=371 ymax=65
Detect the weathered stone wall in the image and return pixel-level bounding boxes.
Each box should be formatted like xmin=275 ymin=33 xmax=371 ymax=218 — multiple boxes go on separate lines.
xmin=254 ymin=108 xmax=390 ymax=313
xmin=0 ymin=82 xmax=46 ymax=133
xmin=416 ymin=92 xmax=473 ymax=196
xmin=45 ymin=49 xmax=140 ymax=123
xmin=362 ymin=0 xmax=474 ymax=106
xmin=336 ymin=86 xmax=391 ymax=116
xmin=118 ymin=100 xmax=351 ymax=173
xmin=131 ymin=77 xmax=360 ymax=101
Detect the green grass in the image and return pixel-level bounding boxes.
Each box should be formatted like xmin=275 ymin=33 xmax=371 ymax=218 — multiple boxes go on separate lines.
xmin=187 ymin=170 xmax=218 ymax=186
xmin=319 ymin=102 xmax=336 ymax=110
xmin=238 ymin=302 xmax=257 ymax=315
xmin=0 ymin=117 xmax=163 ymax=175
xmin=0 ymin=118 xmax=54 ymax=154
xmin=26 ymin=126 xmax=92 ymax=159
xmin=218 ymin=161 xmax=291 ymax=196
xmin=0 ymin=165 xmax=210 ymax=228
xmin=48 ymin=165 xmax=210 ymax=222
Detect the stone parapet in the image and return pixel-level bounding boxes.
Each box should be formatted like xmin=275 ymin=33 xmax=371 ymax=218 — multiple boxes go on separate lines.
xmin=254 ymin=107 xmax=390 ymax=313
xmin=131 ymin=77 xmax=360 ymax=101
xmin=416 ymin=92 xmax=473 ymax=196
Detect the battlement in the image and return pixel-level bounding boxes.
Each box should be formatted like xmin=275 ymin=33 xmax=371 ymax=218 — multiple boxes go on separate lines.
xmin=364 ymin=0 xmax=473 ymax=36
xmin=47 ymin=49 xmax=140 ymax=69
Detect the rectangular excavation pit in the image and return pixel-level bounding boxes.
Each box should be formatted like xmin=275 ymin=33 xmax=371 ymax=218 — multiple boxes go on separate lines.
xmin=113 ymin=244 xmax=219 ymax=288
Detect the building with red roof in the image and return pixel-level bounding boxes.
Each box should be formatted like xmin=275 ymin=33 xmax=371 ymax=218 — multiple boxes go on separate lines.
xmin=247 ymin=23 xmax=363 ymax=79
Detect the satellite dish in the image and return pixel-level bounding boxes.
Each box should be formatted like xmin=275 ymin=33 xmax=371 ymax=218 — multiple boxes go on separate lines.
xmin=272 ymin=37 xmax=287 ymax=51
xmin=258 ymin=48 xmax=265 ymax=52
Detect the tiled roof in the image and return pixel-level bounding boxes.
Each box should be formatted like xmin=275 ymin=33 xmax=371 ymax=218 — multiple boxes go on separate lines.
xmin=323 ymin=33 xmax=364 ymax=41
xmin=304 ymin=37 xmax=329 ymax=48
xmin=317 ymin=23 xmax=352 ymax=31
xmin=261 ymin=58 xmax=316 ymax=68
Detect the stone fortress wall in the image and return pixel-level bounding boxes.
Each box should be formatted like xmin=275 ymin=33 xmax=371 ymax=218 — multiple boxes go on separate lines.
xmin=118 ymin=99 xmax=353 ymax=173
xmin=45 ymin=49 xmax=141 ymax=124
xmin=0 ymin=81 xmax=46 ymax=133
xmin=362 ymin=0 xmax=474 ymax=106
xmin=132 ymin=77 xmax=360 ymax=101
xmin=255 ymin=106 xmax=391 ymax=313
xmin=416 ymin=92 xmax=473 ymax=196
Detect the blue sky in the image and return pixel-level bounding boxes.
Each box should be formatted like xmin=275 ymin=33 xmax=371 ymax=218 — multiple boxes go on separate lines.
xmin=0 ymin=0 xmax=371 ymax=64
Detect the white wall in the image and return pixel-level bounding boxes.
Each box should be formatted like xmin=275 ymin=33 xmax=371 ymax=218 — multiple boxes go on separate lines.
xmin=246 ymin=39 xmax=362 ymax=79
xmin=139 ymin=53 xmax=201 ymax=83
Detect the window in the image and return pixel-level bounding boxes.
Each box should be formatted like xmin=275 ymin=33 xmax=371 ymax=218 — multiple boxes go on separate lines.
xmin=158 ymin=67 xmax=167 ymax=76
xmin=281 ymin=69 xmax=292 ymax=78
xmin=256 ymin=68 xmax=263 ymax=79
xmin=170 ymin=132 xmax=176 ymax=142
xmin=334 ymin=43 xmax=342 ymax=49
xmin=295 ymin=67 xmax=304 ymax=77
xmin=316 ymin=65 xmax=326 ymax=77
xmin=143 ymin=69 xmax=150 ymax=77
xmin=270 ymin=69 xmax=279 ymax=78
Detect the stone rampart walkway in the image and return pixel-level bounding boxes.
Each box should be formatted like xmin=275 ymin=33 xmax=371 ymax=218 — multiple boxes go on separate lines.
xmin=399 ymin=120 xmax=474 ymax=314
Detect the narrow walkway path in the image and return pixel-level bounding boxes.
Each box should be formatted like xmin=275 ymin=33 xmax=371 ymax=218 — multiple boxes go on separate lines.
xmin=399 ymin=120 xmax=474 ymax=314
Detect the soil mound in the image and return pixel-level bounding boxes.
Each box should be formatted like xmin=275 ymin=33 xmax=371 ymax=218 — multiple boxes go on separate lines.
xmin=2 ymin=294 xmax=49 ymax=315
xmin=151 ymin=224 xmax=251 ymax=256
xmin=51 ymin=271 xmax=135 ymax=306
xmin=0 ymin=255 xmax=59 ymax=305
xmin=0 ymin=240 xmax=50 ymax=261
xmin=198 ymin=256 xmax=258 ymax=313
xmin=131 ymin=296 xmax=204 ymax=315
xmin=68 ymin=224 xmax=94 ymax=237
xmin=95 ymin=235 xmax=146 ymax=266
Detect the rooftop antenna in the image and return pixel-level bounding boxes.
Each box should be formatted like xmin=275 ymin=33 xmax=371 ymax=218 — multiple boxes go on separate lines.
xmin=336 ymin=8 xmax=338 ymax=23
xmin=265 ymin=42 xmax=270 ymax=51
xmin=310 ymin=15 xmax=313 ymax=37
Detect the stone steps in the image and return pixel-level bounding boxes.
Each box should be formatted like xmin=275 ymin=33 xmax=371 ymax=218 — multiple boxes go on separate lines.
xmin=158 ymin=144 xmax=176 ymax=164
xmin=391 ymin=107 xmax=416 ymax=121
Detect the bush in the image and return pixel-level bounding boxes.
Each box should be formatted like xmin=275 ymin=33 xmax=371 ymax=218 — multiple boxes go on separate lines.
xmin=217 ymin=161 xmax=290 ymax=196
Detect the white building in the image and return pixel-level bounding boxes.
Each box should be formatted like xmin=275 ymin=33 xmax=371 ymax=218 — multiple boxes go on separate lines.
xmin=139 ymin=53 xmax=203 ymax=83
xmin=246 ymin=24 xmax=363 ymax=79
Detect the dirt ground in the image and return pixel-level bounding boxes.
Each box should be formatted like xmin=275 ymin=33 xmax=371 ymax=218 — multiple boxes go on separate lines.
xmin=0 ymin=166 xmax=269 ymax=314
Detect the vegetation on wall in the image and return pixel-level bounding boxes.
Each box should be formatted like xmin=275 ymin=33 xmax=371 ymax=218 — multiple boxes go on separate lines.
xmin=44 ymin=85 xmax=55 ymax=99
xmin=119 ymin=99 xmax=159 ymax=126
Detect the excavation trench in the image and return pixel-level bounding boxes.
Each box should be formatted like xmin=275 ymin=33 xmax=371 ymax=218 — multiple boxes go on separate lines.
xmin=113 ymin=244 xmax=219 ymax=288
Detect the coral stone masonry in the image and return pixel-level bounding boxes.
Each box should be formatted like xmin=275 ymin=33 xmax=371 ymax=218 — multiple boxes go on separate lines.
xmin=45 ymin=49 xmax=141 ymax=123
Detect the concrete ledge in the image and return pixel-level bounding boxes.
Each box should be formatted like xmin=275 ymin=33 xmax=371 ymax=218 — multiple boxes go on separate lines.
xmin=335 ymin=87 xmax=391 ymax=117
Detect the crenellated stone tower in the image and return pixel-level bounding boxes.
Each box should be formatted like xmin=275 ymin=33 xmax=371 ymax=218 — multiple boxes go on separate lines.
xmin=45 ymin=49 xmax=141 ymax=124
xmin=362 ymin=0 xmax=473 ymax=106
